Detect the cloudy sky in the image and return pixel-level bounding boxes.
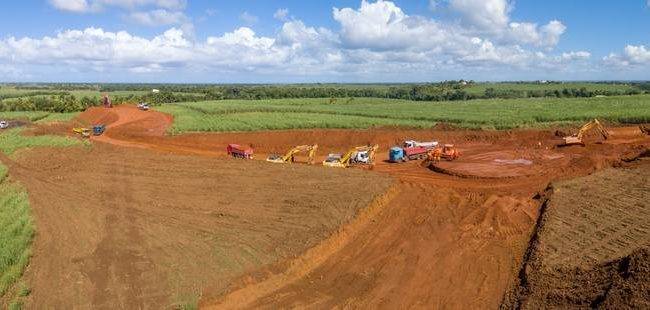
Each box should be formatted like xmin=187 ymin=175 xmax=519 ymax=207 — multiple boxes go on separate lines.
xmin=0 ymin=0 xmax=649 ymax=82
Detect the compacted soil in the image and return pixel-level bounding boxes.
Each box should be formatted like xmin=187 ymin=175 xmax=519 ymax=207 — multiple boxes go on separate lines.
xmin=1 ymin=144 xmax=392 ymax=308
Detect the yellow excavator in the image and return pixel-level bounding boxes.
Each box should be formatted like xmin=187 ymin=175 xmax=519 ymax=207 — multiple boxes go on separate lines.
xmin=72 ymin=127 xmax=91 ymax=138
xmin=560 ymin=119 xmax=609 ymax=146
xmin=266 ymin=144 xmax=318 ymax=164
xmin=323 ymin=144 xmax=379 ymax=168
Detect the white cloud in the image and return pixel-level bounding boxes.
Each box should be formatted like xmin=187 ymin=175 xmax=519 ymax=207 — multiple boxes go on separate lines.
xmin=130 ymin=9 xmax=187 ymax=26
xmin=274 ymin=8 xmax=290 ymax=21
xmin=604 ymin=45 xmax=650 ymax=67
xmin=239 ymin=11 xmax=258 ymax=25
xmin=449 ymin=0 xmax=511 ymax=31
xmin=4 ymin=1 xmax=591 ymax=81
xmin=49 ymin=0 xmax=89 ymax=13
xmin=428 ymin=0 xmax=439 ymax=11
xmin=49 ymin=0 xmax=186 ymax=12
xmin=561 ymin=51 xmax=590 ymax=61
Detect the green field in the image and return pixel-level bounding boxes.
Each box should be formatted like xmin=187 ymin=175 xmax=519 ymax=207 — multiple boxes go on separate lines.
xmin=156 ymin=95 xmax=650 ymax=133
xmin=0 ymin=128 xmax=84 ymax=155
xmin=0 ymin=111 xmax=79 ymax=123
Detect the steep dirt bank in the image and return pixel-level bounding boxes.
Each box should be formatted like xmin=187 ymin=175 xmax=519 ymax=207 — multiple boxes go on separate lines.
xmin=502 ymin=160 xmax=650 ymax=309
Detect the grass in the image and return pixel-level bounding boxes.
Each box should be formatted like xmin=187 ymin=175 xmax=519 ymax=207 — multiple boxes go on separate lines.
xmin=0 ymin=111 xmax=79 ymax=123
xmin=0 ymin=176 xmax=33 ymax=297
xmin=0 ymin=128 xmax=83 ymax=156
xmin=157 ymin=95 xmax=650 ymax=133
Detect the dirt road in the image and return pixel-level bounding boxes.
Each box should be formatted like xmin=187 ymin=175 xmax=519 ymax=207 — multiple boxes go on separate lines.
xmin=15 ymin=105 xmax=650 ymax=308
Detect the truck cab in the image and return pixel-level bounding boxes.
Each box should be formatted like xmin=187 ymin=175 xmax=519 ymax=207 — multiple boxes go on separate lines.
xmin=389 ymin=147 xmax=405 ymax=162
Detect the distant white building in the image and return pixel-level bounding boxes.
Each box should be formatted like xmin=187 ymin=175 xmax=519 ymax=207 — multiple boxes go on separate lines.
xmin=152 ymin=89 xmax=160 ymax=93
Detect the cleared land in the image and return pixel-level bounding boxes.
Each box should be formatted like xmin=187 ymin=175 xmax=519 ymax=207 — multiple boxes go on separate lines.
xmin=157 ymin=95 xmax=650 ymax=133
xmin=2 ymin=142 xmax=392 ymax=308
xmin=2 ymin=103 xmax=649 ymax=308
xmin=503 ymin=162 xmax=650 ymax=308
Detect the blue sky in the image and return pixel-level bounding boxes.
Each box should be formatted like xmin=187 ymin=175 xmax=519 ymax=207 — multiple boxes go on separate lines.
xmin=0 ymin=0 xmax=649 ymax=82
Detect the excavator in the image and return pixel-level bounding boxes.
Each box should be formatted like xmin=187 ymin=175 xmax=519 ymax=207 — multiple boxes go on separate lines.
xmin=72 ymin=127 xmax=91 ymax=138
xmin=423 ymin=144 xmax=460 ymax=166
xmin=266 ymin=144 xmax=318 ymax=164
xmin=560 ymin=119 xmax=609 ymax=146
xmin=323 ymin=144 xmax=379 ymax=168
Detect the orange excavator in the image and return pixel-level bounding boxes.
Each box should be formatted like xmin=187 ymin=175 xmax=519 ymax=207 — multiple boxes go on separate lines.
xmin=423 ymin=144 xmax=460 ymax=165
xmin=559 ymin=119 xmax=609 ymax=146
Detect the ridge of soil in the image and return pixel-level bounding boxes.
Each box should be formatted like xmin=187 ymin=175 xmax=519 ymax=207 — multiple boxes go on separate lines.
xmin=502 ymin=160 xmax=650 ymax=309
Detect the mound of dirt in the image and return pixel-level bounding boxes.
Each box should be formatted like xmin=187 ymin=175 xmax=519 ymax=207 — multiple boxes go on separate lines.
xmin=502 ymin=161 xmax=650 ymax=309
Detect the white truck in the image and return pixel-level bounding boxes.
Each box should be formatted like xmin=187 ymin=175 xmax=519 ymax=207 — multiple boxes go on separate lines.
xmin=0 ymin=120 xmax=8 ymax=129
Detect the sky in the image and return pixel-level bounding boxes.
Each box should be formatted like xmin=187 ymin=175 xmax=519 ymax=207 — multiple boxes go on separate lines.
xmin=0 ymin=0 xmax=649 ymax=83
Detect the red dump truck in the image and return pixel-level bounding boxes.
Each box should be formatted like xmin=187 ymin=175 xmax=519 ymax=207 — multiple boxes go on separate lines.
xmin=227 ymin=144 xmax=254 ymax=159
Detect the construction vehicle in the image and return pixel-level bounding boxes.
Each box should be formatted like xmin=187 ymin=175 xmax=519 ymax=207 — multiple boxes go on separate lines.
xmin=93 ymin=125 xmax=106 ymax=136
xmin=389 ymin=140 xmax=439 ymax=162
xmin=560 ymin=119 xmax=609 ymax=146
xmin=137 ymin=102 xmax=150 ymax=111
xmin=323 ymin=145 xmax=379 ymax=168
xmin=102 ymin=94 xmax=113 ymax=108
xmin=73 ymin=127 xmax=91 ymax=138
xmin=425 ymin=144 xmax=460 ymax=163
xmin=267 ymin=145 xmax=318 ymax=164
xmin=227 ymin=144 xmax=253 ymax=159
xmin=0 ymin=120 xmax=8 ymax=129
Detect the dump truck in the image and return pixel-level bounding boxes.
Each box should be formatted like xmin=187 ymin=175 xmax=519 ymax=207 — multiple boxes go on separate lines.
xmin=323 ymin=145 xmax=378 ymax=168
xmin=389 ymin=140 xmax=439 ymax=162
xmin=559 ymin=119 xmax=608 ymax=147
xmin=93 ymin=125 xmax=106 ymax=136
xmin=227 ymin=144 xmax=253 ymax=159
xmin=267 ymin=145 xmax=318 ymax=164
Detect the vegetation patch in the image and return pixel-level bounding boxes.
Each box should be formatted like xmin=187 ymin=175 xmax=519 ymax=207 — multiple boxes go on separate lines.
xmin=0 ymin=128 xmax=83 ymax=156
xmin=0 ymin=166 xmax=33 ymax=298
xmin=158 ymin=95 xmax=650 ymax=133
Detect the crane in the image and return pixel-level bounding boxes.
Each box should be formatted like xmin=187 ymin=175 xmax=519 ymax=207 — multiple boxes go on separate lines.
xmin=266 ymin=144 xmax=318 ymax=164
xmin=561 ymin=119 xmax=609 ymax=146
xmin=323 ymin=144 xmax=379 ymax=168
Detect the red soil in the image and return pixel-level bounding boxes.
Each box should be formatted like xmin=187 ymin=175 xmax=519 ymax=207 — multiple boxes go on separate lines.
xmin=20 ymin=105 xmax=650 ymax=308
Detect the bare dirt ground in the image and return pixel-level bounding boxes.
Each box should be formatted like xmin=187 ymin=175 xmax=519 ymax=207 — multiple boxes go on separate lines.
xmin=503 ymin=160 xmax=650 ymax=309
xmin=11 ymin=105 xmax=650 ymax=308
xmin=1 ymin=144 xmax=392 ymax=308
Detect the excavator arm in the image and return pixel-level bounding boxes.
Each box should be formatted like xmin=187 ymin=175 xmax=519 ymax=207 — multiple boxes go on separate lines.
xmin=268 ymin=144 xmax=318 ymax=164
xmin=562 ymin=119 xmax=609 ymax=146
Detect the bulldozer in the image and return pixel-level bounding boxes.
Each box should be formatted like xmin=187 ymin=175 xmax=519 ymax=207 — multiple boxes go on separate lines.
xmin=423 ymin=144 xmax=460 ymax=165
xmin=323 ymin=144 xmax=379 ymax=168
xmin=560 ymin=119 xmax=609 ymax=146
xmin=267 ymin=144 xmax=318 ymax=164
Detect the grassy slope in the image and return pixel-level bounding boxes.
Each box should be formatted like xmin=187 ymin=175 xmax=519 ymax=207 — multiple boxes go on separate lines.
xmin=0 ymin=128 xmax=82 ymax=156
xmin=157 ymin=95 xmax=650 ymax=133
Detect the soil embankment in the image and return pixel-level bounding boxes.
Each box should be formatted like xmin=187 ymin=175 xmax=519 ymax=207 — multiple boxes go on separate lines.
xmin=502 ymin=160 xmax=650 ymax=309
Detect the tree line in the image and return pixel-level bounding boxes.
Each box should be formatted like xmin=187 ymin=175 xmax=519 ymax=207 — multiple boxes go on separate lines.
xmin=0 ymin=81 xmax=647 ymax=113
